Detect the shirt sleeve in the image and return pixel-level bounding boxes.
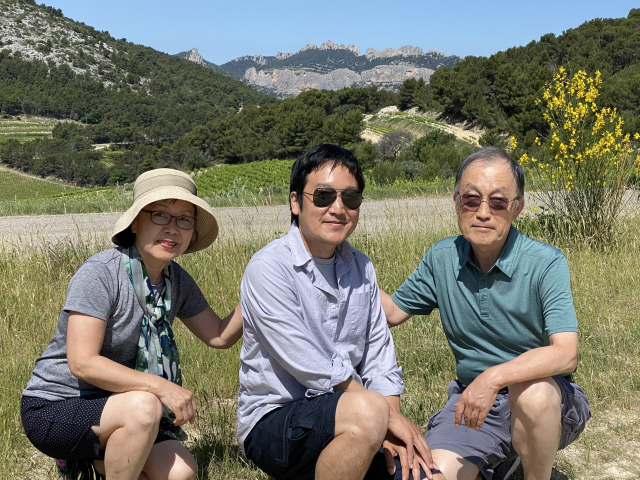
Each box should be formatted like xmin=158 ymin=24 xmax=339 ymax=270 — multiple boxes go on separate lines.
xmin=539 ymin=254 xmax=578 ymax=336
xmin=391 ymin=247 xmax=439 ymax=316
xmin=64 ymin=260 xmax=117 ymax=321
xmin=241 ymin=258 xmax=353 ymax=396
xmin=357 ymin=262 xmax=404 ymax=397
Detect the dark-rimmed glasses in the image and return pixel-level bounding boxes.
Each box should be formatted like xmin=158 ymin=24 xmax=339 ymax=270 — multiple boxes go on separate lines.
xmin=302 ymin=188 xmax=363 ymax=210
xmin=141 ymin=210 xmax=196 ymax=230
xmin=458 ymin=194 xmax=518 ymax=212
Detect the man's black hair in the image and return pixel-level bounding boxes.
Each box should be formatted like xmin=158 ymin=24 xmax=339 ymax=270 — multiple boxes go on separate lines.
xmin=289 ymin=144 xmax=365 ymax=224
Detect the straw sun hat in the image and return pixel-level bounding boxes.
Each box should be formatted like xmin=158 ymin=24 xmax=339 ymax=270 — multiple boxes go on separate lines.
xmin=112 ymin=168 xmax=218 ymax=254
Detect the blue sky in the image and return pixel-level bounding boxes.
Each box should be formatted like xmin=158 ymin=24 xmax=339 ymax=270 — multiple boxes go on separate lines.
xmin=42 ymin=1 xmax=637 ymax=64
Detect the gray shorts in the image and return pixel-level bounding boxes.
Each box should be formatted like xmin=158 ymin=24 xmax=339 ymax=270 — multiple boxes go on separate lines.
xmin=425 ymin=376 xmax=591 ymax=479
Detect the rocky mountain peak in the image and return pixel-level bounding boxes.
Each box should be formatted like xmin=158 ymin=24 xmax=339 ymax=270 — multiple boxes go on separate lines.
xmin=297 ymin=41 xmax=360 ymax=56
xmin=233 ymin=54 xmax=268 ymax=65
xmin=365 ymin=45 xmax=429 ymax=60
xmin=0 ymin=1 xmax=117 ymax=80
xmin=186 ymin=48 xmax=204 ymax=64
xmin=276 ymin=51 xmax=293 ymax=60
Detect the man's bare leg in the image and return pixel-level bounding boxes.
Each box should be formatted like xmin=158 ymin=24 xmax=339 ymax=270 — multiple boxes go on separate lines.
xmin=509 ymin=378 xmax=562 ymax=480
xmin=316 ymin=390 xmax=389 ymax=480
xmin=430 ymin=449 xmax=480 ymax=480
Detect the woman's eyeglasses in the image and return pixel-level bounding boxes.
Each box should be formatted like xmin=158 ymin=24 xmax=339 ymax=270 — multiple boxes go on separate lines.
xmin=302 ymin=188 xmax=363 ymax=210
xmin=141 ymin=210 xmax=196 ymax=230
xmin=458 ymin=194 xmax=518 ymax=212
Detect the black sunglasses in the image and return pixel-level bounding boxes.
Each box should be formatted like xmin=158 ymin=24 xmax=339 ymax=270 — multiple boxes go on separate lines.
xmin=459 ymin=194 xmax=518 ymax=212
xmin=302 ymin=188 xmax=363 ymax=210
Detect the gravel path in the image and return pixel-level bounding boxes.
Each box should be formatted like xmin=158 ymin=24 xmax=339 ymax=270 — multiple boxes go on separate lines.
xmin=0 ymin=197 xmax=459 ymax=251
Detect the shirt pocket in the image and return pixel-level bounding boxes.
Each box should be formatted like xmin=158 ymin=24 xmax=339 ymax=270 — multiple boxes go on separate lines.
xmin=346 ymin=291 xmax=371 ymax=337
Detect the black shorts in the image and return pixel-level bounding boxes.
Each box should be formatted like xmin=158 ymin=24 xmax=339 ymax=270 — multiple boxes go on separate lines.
xmin=21 ymin=394 xmax=177 ymax=461
xmin=244 ymin=392 xmax=432 ymax=480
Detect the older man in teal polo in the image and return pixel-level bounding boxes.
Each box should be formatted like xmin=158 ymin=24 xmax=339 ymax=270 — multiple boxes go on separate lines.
xmin=381 ymin=146 xmax=591 ymax=480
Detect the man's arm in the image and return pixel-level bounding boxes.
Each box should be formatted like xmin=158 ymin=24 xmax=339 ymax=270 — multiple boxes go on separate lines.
xmin=358 ymin=268 xmax=436 ymax=479
xmin=454 ymin=331 xmax=578 ymax=430
xmin=379 ymin=288 xmax=413 ymax=327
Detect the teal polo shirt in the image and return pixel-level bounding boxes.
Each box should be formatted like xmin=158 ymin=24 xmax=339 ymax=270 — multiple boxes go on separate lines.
xmin=392 ymin=226 xmax=577 ymax=386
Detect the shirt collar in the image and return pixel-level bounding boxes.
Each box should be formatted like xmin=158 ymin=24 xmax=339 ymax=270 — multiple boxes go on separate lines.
xmin=287 ymin=222 xmax=357 ymax=271
xmin=457 ymin=226 xmax=521 ymax=278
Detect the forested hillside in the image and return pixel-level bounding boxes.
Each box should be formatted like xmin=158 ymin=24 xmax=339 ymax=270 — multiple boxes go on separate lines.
xmin=0 ymin=0 xmax=271 ymax=144
xmin=429 ymin=8 xmax=640 ymax=143
xmin=185 ymin=88 xmax=397 ymax=163
xmin=1 ymin=0 xmax=639 ymax=188
xmin=0 ymin=0 xmax=395 ymax=185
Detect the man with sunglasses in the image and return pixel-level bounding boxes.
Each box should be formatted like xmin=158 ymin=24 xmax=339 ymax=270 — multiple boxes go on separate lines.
xmin=237 ymin=144 xmax=441 ymax=480
xmin=380 ymin=146 xmax=591 ymax=480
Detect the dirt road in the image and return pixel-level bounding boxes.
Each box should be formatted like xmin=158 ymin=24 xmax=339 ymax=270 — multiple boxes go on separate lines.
xmin=0 ymin=197 xmax=458 ymax=251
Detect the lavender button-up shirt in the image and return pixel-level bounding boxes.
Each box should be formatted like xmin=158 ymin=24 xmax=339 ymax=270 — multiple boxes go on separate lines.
xmin=236 ymin=223 xmax=404 ymax=450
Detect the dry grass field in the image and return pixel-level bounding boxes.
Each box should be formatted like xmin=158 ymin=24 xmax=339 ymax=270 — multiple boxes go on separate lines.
xmin=1 ymin=199 xmax=639 ymax=479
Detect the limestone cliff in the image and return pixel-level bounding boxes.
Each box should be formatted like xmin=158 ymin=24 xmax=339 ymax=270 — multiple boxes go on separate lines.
xmin=182 ymin=42 xmax=461 ymax=98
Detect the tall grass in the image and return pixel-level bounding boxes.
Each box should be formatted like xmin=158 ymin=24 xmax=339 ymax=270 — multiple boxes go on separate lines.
xmin=2 ymin=210 xmax=640 ymax=478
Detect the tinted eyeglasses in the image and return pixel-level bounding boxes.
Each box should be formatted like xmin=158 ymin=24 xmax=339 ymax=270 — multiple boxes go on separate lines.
xmin=141 ymin=210 xmax=196 ymax=230
xmin=458 ymin=194 xmax=518 ymax=212
xmin=302 ymin=188 xmax=363 ymax=210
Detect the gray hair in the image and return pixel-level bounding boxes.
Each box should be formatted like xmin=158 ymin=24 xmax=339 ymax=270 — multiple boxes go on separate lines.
xmin=454 ymin=146 xmax=525 ymax=199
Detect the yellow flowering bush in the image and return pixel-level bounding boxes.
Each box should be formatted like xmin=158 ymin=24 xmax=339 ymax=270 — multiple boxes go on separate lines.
xmin=513 ymin=68 xmax=640 ymax=247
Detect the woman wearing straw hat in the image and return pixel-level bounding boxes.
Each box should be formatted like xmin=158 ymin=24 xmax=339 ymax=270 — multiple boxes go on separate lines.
xmin=21 ymin=168 xmax=242 ymax=480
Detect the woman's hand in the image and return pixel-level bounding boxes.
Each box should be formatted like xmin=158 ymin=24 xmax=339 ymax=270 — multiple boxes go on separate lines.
xmin=154 ymin=381 xmax=197 ymax=426
xmin=67 ymin=312 xmax=197 ymax=425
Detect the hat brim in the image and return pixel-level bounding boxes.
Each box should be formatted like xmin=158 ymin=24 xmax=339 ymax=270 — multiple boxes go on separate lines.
xmin=112 ymin=185 xmax=218 ymax=254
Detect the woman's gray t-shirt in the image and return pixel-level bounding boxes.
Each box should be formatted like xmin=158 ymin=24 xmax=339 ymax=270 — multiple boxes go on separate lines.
xmin=23 ymin=248 xmax=209 ymax=401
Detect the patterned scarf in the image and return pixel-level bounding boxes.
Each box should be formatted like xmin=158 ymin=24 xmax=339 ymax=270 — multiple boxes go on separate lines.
xmin=122 ymin=246 xmax=186 ymax=440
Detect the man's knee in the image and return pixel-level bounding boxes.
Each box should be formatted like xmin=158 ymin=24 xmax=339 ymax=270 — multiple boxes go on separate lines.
xmin=508 ymin=377 xmax=561 ymax=418
xmin=431 ymin=449 xmax=479 ymax=480
xmin=335 ymin=390 xmax=389 ymax=446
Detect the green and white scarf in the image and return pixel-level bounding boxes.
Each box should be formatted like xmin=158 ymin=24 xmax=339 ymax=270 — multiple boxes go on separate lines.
xmin=122 ymin=246 xmax=186 ymax=440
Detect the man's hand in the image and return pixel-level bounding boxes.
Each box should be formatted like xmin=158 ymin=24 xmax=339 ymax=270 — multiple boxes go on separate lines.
xmin=384 ymin=408 xmax=438 ymax=480
xmin=454 ymin=370 xmax=502 ymax=430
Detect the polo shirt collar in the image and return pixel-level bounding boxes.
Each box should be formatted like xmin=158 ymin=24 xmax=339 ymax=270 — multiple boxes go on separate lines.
xmin=457 ymin=226 xmax=521 ymax=278
xmin=287 ymin=222 xmax=357 ymax=271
